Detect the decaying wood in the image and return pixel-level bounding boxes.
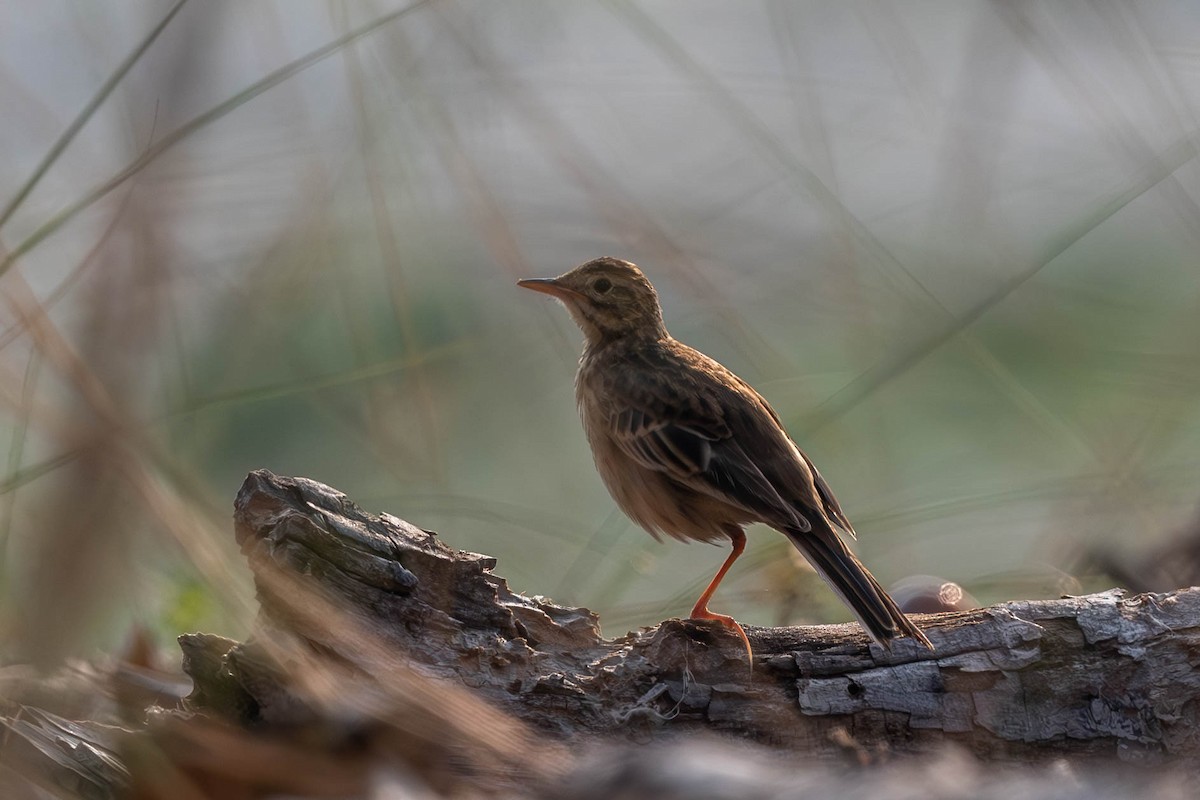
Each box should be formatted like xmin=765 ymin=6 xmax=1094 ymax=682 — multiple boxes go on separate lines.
xmin=8 ymin=469 xmax=1200 ymax=799
xmin=202 ymin=469 xmax=1200 ymax=766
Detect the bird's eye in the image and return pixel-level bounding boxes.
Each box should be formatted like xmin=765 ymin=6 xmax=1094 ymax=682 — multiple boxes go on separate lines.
xmin=592 ymin=277 xmax=613 ymax=294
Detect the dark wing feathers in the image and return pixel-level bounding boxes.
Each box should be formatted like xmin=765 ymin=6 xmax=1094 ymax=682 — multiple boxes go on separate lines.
xmin=614 ymin=408 xmax=713 ymax=476
xmin=605 ymin=343 xmax=828 ymax=532
xmin=798 ymin=449 xmax=856 ymax=538
xmin=704 ymin=438 xmax=812 ymax=532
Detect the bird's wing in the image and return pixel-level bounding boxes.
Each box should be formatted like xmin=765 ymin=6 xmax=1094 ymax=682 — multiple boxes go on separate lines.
xmin=796 ymin=448 xmax=856 ymax=538
xmin=607 ymin=357 xmax=812 ymax=532
xmin=744 ymin=379 xmax=857 ymax=539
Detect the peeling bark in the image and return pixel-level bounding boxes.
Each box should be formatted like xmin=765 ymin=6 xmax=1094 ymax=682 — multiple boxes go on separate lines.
xmin=201 ymin=469 xmax=1200 ymax=765
xmin=9 ymin=470 xmax=1200 ymax=798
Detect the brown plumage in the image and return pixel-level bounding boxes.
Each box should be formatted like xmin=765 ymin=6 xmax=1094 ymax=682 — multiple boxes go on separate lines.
xmin=519 ymin=257 xmax=933 ymax=661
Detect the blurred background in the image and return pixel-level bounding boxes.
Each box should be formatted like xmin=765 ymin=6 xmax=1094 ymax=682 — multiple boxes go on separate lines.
xmin=1 ymin=0 xmax=1198 ymax=664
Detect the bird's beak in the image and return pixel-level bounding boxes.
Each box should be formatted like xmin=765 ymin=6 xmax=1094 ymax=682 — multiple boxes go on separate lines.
xmin=517 ymin=278 xmax=584 ymax=302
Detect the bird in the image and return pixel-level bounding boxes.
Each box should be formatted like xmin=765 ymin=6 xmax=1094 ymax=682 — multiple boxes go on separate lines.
xmin=518 ymin=257 xmax=933 ymax=662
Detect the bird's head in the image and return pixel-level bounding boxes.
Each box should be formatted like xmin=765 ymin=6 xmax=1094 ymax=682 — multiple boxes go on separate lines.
xmin=519 ymin=257 xmax=666 ymax=345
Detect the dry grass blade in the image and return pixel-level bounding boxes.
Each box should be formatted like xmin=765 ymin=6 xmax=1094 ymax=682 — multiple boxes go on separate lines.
xmin=432 ymin=1 xmax=787 ymax=374
xmin=338 ymin=10 xmax=446 ymax=483
xmin=0 ymin=0 xmax=435 ymax=280
xmin=802 ymin=136 xmax=1196 ymax=435
xmin=0 ymin=263 xmax=252 ymax=656
xmin=0 ymin=0 xmax=189 ymax=230
xmin=0 ymin=184 xmax=134 ymax=355
xmin=128 ymin=716 xmax=371 ymax=799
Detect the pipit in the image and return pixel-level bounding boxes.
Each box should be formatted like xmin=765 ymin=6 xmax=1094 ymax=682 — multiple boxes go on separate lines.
xmin=519 ymin=257 xmax=933 ymax=661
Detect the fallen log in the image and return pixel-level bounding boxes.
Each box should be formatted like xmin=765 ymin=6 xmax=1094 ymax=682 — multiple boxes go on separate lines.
xmin=204 ymin=469 xmax=1200 ymax=764
xmin=8 ymin=469 xmax=1200 ymax=799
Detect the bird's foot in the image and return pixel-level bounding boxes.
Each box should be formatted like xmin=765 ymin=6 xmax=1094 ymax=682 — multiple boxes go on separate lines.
xmin=688 ymin=606 xmax=753 ymax=671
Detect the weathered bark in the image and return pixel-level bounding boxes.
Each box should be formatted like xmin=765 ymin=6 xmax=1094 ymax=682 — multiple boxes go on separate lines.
xmin=200 ymin=469 xmax=1200 ymax=766
xmin=9 ymin=470 xmax=1200 ymax=799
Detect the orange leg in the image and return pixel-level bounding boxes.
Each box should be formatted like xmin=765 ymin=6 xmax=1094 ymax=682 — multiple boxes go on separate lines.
xmin=689 ymin=528 xmax=752 ymax=666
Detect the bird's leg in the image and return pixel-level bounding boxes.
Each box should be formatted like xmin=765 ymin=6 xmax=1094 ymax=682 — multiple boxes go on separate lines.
xmin=689 ymin=528 xmax=752 ymax=666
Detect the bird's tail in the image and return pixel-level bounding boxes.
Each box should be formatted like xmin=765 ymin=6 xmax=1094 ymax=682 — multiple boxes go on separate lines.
xmin=783 ymin=525 xmax=933 ymax=649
